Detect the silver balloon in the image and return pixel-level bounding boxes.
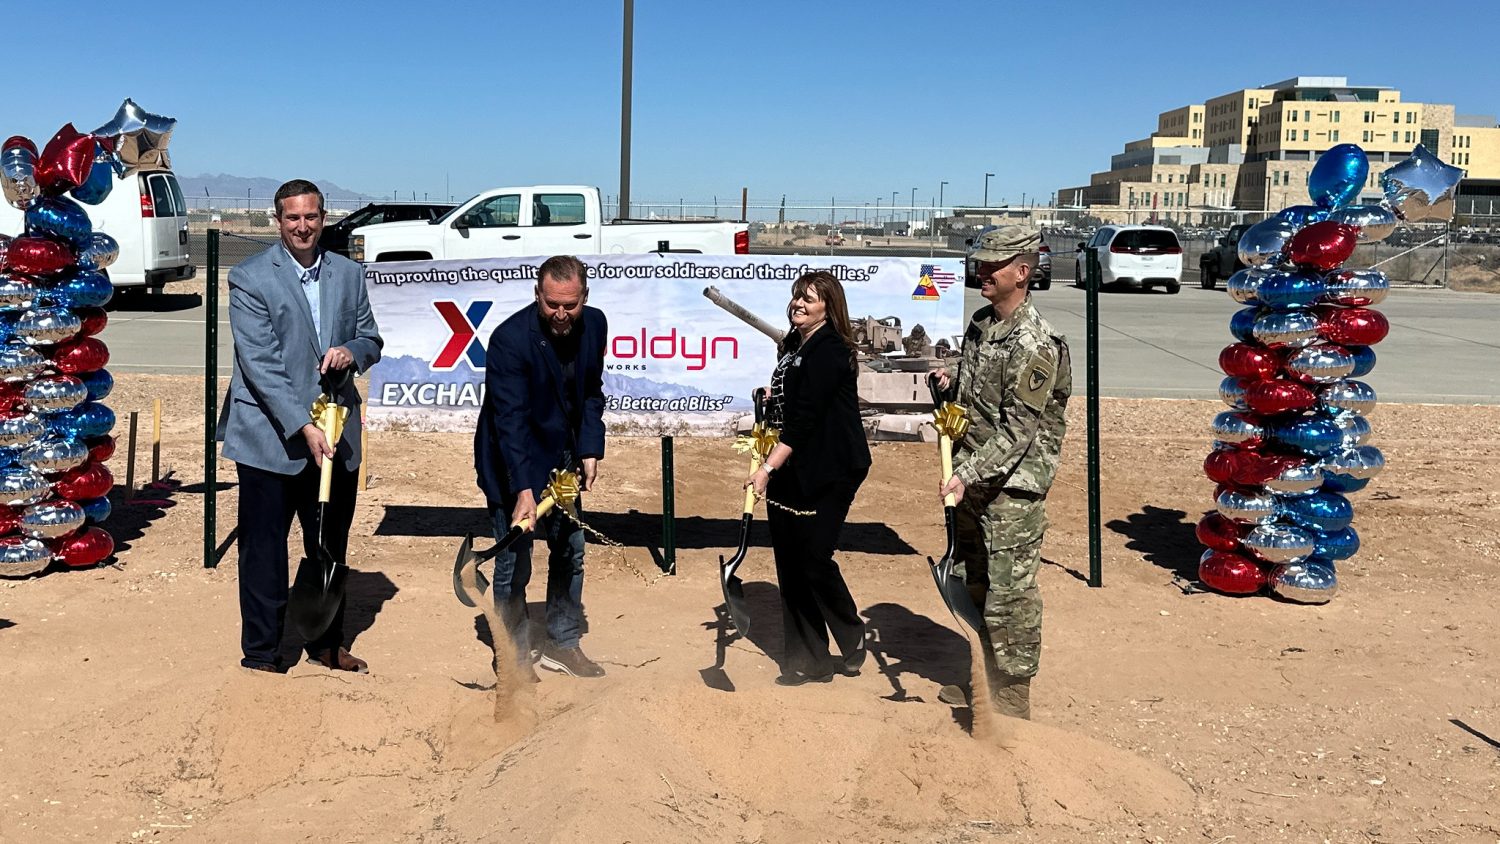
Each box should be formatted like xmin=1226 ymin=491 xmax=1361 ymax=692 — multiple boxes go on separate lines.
xmin=1212 ymin=411 xmax=1263 ymax=445
xmin=0 ymin=536 xmax=51 ymax=578
xmin=77 ymin=232 xmax=120 ymax=271
xmin=1335 ymin=412 xmax=1372 ymax=447
xmin=1320 ymin=380 xmax=1377 ymax=416
xmin=1322 ymin=268 xmax=1389 ymax=307
xmin=0 ymin=344 xmax=46 ymax=382
xmin=1238 ymin=218 xmax=1298 ymax=268
xmin=1218 ymin=376 xmax=1250 ymax=410
xmin=0 ymin=233 xmax=9 ymax=267
xmin=1285 ymin=345 xmax=1355 ymax=383
xmin=1242 ymin=523 xmax=1315 ymax=563
xmin=1380 ymin=145 xmax=1464 ymax=223
xmin=22 ymin=499 xmax=84 ymax=540
xmin=94 ymin=98 xmax=176 ymax=172
xmin=16 ymin=308 xmax=82 ymax=346
xmin=1270 ymin=560 xmax=1337 ymax=603
xmin=1265 ymin=460 xmax=1324 ymax=494
xmin=1 ymin=143 xmax=39 ymax=211
xmin=1252 ymin=310 xmax=1320 ymax=348
xmin=0 ymin=412 xmax=44 ymax=449
xmin=1328 ymin=204 xmax=1398 ymax=243
xmin=1227 ymin=267 xmax=1272 ymax=305
xmin=1323 ymin=445 xmax=1385 ymax=482
xmin=0 ymin=274 xmax=34 ymax=311
xmin=18 ymin=438 xmax=88 ymax=475
xmin=1217 ymin=487 xmax=1278 ymax=525
xmin=0 ymin=466 xmax=50 ymax=506
xmin=24 ymin=376 xmax=87 ymax=414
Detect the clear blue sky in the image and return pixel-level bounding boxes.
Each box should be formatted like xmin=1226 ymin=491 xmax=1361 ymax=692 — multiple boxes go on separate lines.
xmin=9 ymin=0 xmax=1497 ymax=210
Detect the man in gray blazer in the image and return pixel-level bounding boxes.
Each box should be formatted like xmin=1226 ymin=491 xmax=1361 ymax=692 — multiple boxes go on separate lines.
xmin=221 ymin=179 xmax=383 ymax=674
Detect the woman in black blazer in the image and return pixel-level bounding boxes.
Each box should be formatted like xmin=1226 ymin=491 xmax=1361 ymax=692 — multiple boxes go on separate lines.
xmin=746 ymin=270 xmax=872 ymax=686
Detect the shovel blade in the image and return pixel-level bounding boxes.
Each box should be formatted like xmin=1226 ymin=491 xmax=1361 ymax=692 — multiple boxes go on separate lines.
xmin=289 ymin=550 xmax=347 ymax=641
xmin=452 ymin=533 xmax=492 ymax=607
xmin=929 ymin=554 xmax=985 ymax=637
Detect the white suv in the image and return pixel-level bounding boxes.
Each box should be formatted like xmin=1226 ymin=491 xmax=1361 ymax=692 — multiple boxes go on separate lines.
xmin=1075 ymin=225 xmax=1183 ymax=294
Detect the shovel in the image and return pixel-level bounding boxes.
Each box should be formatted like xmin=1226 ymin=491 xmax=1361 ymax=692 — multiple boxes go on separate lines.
xmin=718 ymin=390 xmax=769 ymax=638
xmin=927 ymin=374 xmax=985 ymax=637
xmin=289 ymin=369 xmax=352 ymax=642
xmin=453 ymin=470 xmax=579 ymax=607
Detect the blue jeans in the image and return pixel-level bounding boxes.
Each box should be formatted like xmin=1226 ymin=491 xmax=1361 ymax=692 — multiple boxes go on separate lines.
xmin=486 ymin=496 xmax=587 ymax=657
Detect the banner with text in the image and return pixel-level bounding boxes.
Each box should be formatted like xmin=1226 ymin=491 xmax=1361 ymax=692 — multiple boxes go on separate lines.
xmin=365 ymin=253 xmax=966 ymax=436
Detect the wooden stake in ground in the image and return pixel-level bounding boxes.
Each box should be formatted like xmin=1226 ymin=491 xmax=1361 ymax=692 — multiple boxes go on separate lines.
xmin=358 ymin=419 xmax=368 ymax=491
xmin=151 ymin=398 xmax=162 ymax=484
xmin=124 ymin=411 xmax=139 ymax=501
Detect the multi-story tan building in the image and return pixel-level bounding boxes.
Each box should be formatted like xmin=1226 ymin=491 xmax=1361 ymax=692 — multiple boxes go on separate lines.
xmin=1058 ymin=76 xmax=1500 ymax=224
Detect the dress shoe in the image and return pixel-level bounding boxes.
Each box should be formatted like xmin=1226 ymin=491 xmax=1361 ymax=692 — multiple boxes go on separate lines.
xmin=307 ymin=647 xmax=369 ymax=674
xmin=774 ymin=670 xmax=833 ymax=687
xmin=538 ymin=643 xmax=606 ymax=678
xmin=837 ymin=647 xmax=867 ymax=677
xmin=937 ymin=684 xmax=969 ymax=706
xmin=243 ymin=662 xmax=282 ymax=674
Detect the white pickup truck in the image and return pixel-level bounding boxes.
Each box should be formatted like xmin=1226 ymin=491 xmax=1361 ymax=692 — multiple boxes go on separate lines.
xmin=349 ymin=185 xmax=749 ymax=262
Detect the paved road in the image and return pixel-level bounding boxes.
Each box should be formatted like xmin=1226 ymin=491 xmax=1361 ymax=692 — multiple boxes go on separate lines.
xmin=105 ymin=270 xmax=1499 ymax=405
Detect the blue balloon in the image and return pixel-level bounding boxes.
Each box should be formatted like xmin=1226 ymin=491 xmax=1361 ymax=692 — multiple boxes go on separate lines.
xmin=0 ymin=313 xmax=17 ymax=344
xmin=47 ymin=271 xmax=113 ymax=309
xmin=24 ymin=195 xmax=93 ymax=249
xmin=1347 ymin=345 xmax=1376 ymax=378
xmin=79 ymin=369 xmax=114 ymax=402
xmin=1278 ymin=490 xmax=1354 ymax=532
xmin=48 ymin=402 xmax=115 ymax=440
xmin=1229 ymin=307 xmax=1260 ymax=343
xmin=70 ymin=141 xmax=115 ymax=206
xmin=79 ymin=496 xmax=113 ymax=524
xmin=1308 ymin=144 xmax=1370 ymax=210
xmin=1311 ymin=526 xmax=1360 ymax=560
xmin=1321 ymin=473 xmax=1371 ymax=493
xmin=1275 ymin=205 xmax=1330 ymax=228
xmin=1257 ymin=269 xmax=1326 ymax=308
xmin=1271 ymin=416 xmax=1343 ymax=456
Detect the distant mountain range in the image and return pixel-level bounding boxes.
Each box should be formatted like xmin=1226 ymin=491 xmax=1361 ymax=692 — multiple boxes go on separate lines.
xmin=176 ymin=173 xmax=376 ymax=202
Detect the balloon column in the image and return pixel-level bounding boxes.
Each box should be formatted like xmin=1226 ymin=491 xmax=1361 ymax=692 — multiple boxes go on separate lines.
xmin=1198 ymin=143 xmax=1462 ymax=604
xmin=0 ymin=99 xmax=176 ymax=578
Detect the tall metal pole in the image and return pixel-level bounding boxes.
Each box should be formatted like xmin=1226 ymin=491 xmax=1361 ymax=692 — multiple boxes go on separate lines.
xmin=984 ymin=172 xmax=994 ymax=207
xmin=618 ymin=0 xmax=634 ymax=220
xmin=1085 ymin=245 xmax=1102 ymax=587
xmin=910 ymin=187 xmax=917 ymax=223
xmin=204 ymin=229 xmax=220 ymax=569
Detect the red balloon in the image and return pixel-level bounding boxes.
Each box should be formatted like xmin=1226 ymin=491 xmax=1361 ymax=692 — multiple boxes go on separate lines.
xmin=1232 ymin=452 xmax=1301 ymax=487
xmin=35 ymin=124 xmax=95 ymax=194
xmin=1219 ymin=343 xmax=1280 ymax=380
xmin=86 ymin=435 xmax=116 ymax=463
xmin=1319 ymin=306 xmax=1389 ymax=346
xmin=1287 ymin=221 xmax=1359 ymax=271
xmin=51 ymin=461 xmax=114 ymax=501
xmin=0 ymin=504 xmax=19 ymax=536
xmin=1199 ymin=551 xmax=1267 ymax=595
xmin=2 ymin=236 xmax=75 ymax=276
xmin=2 ymin=136 xmax=38 ymax=156
xmin=50 ymin=337 xmax=110 ymax=374
xmin=50 ymin=526 xmax=114 ymax=568
xmin=0 ymin=384 xmax=26 ymax=413
xmin=1245 ymin=380 xmax=1318 ymax=415
xmin=75 ymin=306 xmax=108 ymax=337
xmin=1196 ymin=513 xmax=1244 ymax=552
xmin=1203 ymin=449 xmax=1239 ymax=484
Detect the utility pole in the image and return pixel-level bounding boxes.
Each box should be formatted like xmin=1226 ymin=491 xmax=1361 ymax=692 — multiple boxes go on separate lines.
xmin=910 ymin=187 xmax=917 ymax=224
xmin=618 ymin=0 xmax=634 ymax=219
xmin=983 ymin=172 xmax=994 ymax=207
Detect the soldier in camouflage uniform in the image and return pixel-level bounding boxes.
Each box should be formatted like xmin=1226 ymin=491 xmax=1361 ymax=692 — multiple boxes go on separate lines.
xmin=935 ymin=224 xmax=1071 ymax=720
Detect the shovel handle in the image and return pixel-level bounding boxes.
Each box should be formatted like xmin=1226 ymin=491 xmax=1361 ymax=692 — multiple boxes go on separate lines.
xmin=317 ymin=450 xmax=335 ymax=503
xmin=742 ymin=455 xmax=759 ymax=515
xmin=939 ymin=433 xmax=956 ymax=509
xmin=511 ymin=494 xmax=558 ymax=533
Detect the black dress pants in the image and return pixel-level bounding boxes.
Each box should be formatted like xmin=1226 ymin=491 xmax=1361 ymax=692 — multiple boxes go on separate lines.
xmin=236 ymin=461 xmax=358 ymax=668
xmin=766 ymin=467 xmax=868 ymax=675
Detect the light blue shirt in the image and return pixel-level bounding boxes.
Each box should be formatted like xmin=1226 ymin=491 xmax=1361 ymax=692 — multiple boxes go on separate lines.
xmin=284 ymin=245 xmax=323 ymax=349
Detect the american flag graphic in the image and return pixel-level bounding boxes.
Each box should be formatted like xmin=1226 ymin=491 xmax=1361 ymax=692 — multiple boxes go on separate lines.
xmin=924 ymin=264 xmax=958 ymax=290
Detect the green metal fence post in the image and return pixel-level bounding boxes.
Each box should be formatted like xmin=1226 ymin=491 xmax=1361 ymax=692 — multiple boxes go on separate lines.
xmin=204 ymin=229 xmax=219 ymax=568
xmin=1085 ymin=246 xmax=1103 ymax=588
xmin=660 ymin=435 xmax=676 ymax=574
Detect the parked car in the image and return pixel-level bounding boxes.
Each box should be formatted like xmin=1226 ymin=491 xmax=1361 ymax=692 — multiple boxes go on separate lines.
xmin=0 ymin=166 xmax=194 ymax=290
xmin=319 ymin=201 xmax=454 ymax=257
xmin=1198 ymin=223 xmax=1252 ymax=290
xmin=349 ymin=185 xmax=749 ymax=262
xmin=963 ymin=226 xmax=1051 ymax=291
xmin=1074 ymin=225 xmax=1183 ymax=293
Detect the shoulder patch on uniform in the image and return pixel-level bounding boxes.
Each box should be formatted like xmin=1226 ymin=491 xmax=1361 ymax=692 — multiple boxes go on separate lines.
xmin=1016 ymin=347 xmax=1057 ymax=412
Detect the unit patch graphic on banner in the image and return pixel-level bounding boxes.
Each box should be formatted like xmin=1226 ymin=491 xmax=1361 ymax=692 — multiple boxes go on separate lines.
xmin=912 ymin=265 xmax=941 ymax=300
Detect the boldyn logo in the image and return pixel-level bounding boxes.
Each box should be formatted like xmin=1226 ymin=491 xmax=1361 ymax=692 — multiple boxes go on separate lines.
xmin=433 ymin=300 xmax=492 ymax=370
xmin=609 ymin=328 xmax=738 ymax=371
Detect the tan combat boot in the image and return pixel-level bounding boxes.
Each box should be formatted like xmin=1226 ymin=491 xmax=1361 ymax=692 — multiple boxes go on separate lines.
xmin=989 ymin=674 xmax=1031 ymax=720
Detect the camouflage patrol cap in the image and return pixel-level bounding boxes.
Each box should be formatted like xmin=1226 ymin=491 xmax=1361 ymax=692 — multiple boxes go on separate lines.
xmin=971 ymin=224 xmax=1042 ymax=263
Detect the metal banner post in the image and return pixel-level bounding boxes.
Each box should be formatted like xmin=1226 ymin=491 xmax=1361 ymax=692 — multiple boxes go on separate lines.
xmin=1085 ymin=246 xmax=1103 ymax=588
xmin=660 ymin=435 xmax=676 ymax=574
xmin=205 ymin=229 xmax=220 ymax=568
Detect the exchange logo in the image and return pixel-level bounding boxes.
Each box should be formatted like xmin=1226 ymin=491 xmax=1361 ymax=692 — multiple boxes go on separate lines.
xmin=433 ymin=300 xmax=492 ymax=370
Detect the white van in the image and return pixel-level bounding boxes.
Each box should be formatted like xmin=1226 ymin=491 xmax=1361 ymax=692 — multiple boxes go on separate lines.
xmin=1081 ymin=225 xmax=1184 ymax=293
xmin=0 ymin=168 xmax=194 ymax=290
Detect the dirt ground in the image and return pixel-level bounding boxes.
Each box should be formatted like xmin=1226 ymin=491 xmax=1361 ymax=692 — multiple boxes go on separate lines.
xmin=1 ymin=374 xmax=1497 ymax=843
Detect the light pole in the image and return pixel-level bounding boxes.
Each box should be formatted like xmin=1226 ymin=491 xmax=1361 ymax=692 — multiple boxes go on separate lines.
xmin=618 ymin=0 xmax=634 ymax=219
xmin=875 ymin=196 xmax=881 ymax=226
xmin=938 ymin=180 xmax=948 ymax=238
xmin=983 ymin=172 xmax=994 ymax=207
xmin=910 ymin=188 xmax=917 ymax=224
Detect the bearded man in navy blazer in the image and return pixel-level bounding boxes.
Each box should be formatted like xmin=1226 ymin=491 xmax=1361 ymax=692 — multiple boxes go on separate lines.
xmin=221 ymin=179 xmax=383 ymax=674
xmin=474 ymin=254 xmax=608 ymax=681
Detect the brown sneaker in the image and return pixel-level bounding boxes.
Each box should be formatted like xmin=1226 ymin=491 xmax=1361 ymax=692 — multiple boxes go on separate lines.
xmin=937 ymin=684 xmax=969 ymax=706
xmin=538 ymin=643 xmax=606 ymax=678
xmin=989 ymin=675 xmax=1031 ymax=720
xmin=307 ymin=648 xmax=369 ymax=674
